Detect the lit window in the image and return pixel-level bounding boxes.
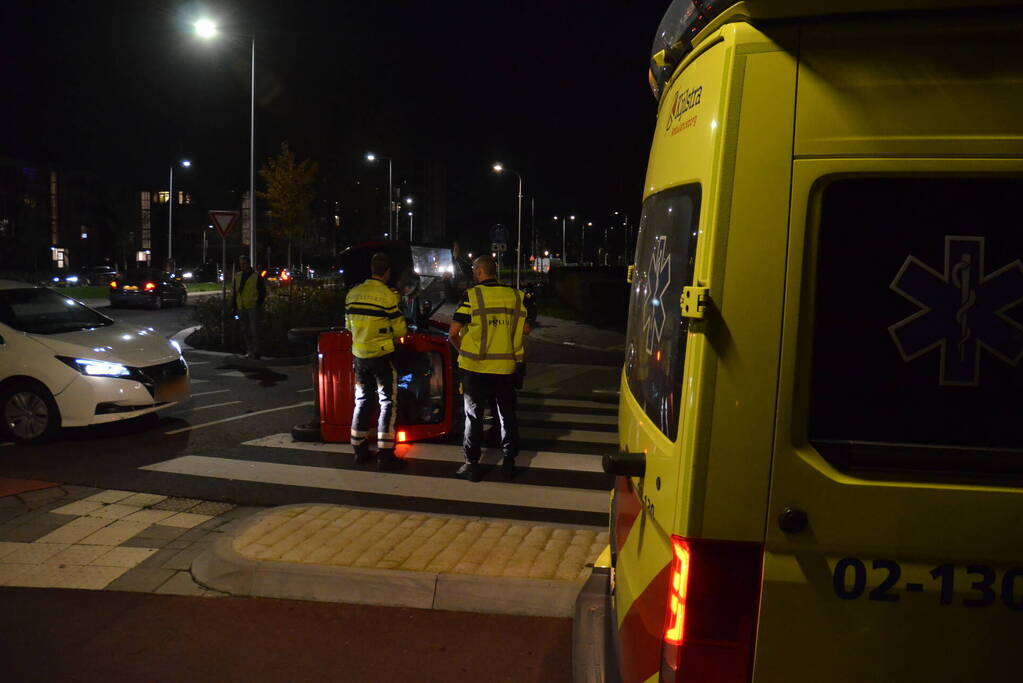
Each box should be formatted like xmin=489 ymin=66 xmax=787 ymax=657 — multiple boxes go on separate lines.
xmin=158 ymin=191 xmax=169 ymax=203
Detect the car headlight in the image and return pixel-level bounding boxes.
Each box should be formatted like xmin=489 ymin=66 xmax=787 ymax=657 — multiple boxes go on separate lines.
xmin=57 ymin=356 xmax=131 ymax=377
xmin=52 ymin=277 xmax=60 ymax=282
xmin=66 ymin=275 xmax=79 ymax=283
xmin=182 ymin=272 xmax=193 ymax=279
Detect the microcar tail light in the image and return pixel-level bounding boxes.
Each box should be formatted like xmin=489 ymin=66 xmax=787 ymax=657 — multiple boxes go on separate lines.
xmin=397 ymin=430 xmax=407 ymax=443
xmin=660 ymin=536 xmax=764 ymax=683
xmin=109 ymin=281 xmax=117 ymax=289
xmin=144 ymin=282 xmax=156 ymax=291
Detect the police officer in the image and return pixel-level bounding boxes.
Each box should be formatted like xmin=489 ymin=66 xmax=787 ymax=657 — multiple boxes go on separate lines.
xmin=345 ymin=252 xmax=408 ymax=470
xmin=448 ymin=255 xmax=529 ymax=482
xmin=232 ymin=255 xmax=266 ymax=359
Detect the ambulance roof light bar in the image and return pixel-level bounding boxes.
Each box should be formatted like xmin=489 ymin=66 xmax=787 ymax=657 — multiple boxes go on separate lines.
xmin=649 ymin=0 xmax=733 ymax=101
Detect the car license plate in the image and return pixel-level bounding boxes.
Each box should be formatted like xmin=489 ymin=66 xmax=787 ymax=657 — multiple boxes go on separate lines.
xmin=155 ymin=377 xmax=188 ymax=402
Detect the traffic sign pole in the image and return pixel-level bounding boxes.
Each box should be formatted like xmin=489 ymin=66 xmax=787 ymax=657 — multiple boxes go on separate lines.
xmin=209 ymin=210 xmax=240 ymax=348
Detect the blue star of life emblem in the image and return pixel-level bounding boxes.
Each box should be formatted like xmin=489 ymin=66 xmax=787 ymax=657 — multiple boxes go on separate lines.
xmin=643 ymin=236 xmax=671 ymax=354
xmin=889 ymin=236 xmax=1023 ymax=387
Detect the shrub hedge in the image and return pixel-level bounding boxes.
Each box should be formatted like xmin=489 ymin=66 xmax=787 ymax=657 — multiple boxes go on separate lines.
xmin=187 ymin=285 xmax=347 ymax=357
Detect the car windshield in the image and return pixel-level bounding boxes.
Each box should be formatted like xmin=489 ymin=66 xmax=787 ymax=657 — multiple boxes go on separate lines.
xmin=0 ymin=288 xmax=114 ymax=335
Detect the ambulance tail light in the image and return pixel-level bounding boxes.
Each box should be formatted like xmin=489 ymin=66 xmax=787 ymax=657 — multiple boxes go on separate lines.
xmin=660 ymin=535 xmax=764 ymax=683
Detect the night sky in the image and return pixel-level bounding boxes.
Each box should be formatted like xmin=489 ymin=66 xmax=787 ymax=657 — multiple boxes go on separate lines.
xmin=4 ymin=1 xmax=669 ymax=248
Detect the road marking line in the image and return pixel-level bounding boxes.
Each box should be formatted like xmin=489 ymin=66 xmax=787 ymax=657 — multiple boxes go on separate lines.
xmin=186 ymin=361 xmax=211 ymax=366
xmin=297 ymin=388 xmax=315 ymax=393
xmin=190 ymin=379 xmax=209 ymax=385
xmin=518 ymin=411 xmax=617 ymax=425
xmin=217 ymin=370 xmax=248 ymax=378
xmin=518 ymin=398 xmax=615 ymax=410
xmin=519 ymin=427 xmax=618 ymax=445
xmin=243 ymin=434 xmax=606 ymax=473
xmin=164 ymin=401 xmax=313 ymax=435
xmin=172 ymin=401 xmax=242 ymax=414
xmin=191 ymin=389 xmax=232 ymax=398
xmin=141 ymin=455 xmax=608 ymax=513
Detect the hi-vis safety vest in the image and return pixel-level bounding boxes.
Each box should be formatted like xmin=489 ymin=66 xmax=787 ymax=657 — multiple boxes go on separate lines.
xmin=233 ymin=270 xmax=261 ymax=310
xmin=345 ymin=277 xmax=408 ymax=359
xmin=455 ymin=281 xmax=527 ymax=375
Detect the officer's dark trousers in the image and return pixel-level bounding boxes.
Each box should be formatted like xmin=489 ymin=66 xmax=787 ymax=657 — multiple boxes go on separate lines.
xmin=462 ymin=369 xmax=518 ymax=464
xmin=351 ymin=355 xmax=397 ymax=451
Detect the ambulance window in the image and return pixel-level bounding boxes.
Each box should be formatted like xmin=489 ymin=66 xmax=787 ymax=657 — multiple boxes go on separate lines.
xmin=809 ymin=177 xmax=1023 ymax=480
xmin=624 ymin=184 xmax=701 ymax=441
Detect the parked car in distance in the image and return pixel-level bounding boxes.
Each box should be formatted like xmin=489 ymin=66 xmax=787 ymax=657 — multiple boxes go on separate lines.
xmin=262 ymin=267 xmax=291 ymax=282
xmin=82 ymin=265 xmax=120 ymax=285
xmin=46 ymin=265 xmax=120 ymax=287
xmin=47 ymin=270 xmax=88 ymax=287
xmin=0 ymin=281 xmax=189 ymax=443
xmin=108 ymin=269 xmax=188 ymax=309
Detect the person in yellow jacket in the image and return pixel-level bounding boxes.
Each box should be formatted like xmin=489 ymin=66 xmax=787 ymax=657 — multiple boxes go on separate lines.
xmin=448 ymin=255 xmax=529 ymax=482
xmin=345 ymin=252 xmax=408 ymax=470
xmin=232 ymin=255 xmax=267 ymax=360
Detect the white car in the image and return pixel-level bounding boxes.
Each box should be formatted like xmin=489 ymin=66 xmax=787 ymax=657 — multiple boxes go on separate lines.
xmin=0 ymin=281 xmax=190 ymax=443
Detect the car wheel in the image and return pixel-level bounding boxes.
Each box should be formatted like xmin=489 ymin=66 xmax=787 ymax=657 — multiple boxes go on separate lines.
xmin=1 ymin=381 xmax=60 ymax=444
xmin=150 ymin=295 xmax=163 ymax=310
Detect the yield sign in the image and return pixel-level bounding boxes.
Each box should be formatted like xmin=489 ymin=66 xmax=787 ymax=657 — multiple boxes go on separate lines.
xmin=209 ymin=210 xmax=240 ymax=239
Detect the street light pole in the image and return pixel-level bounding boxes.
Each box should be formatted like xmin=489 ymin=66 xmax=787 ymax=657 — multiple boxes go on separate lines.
xmin=193 ymin=20 xmax=256 ymax=265
xmin=168 ymin=165 xmax=174 ymax=267
xmin=167 ymin=159 xmax=191 ymax=269
xmin=491 ymin=163 xmax=524 ymax=289
xmin=249 ymin=35 xmax=256 ymax=266
xmin=366 ymin=153 xmax=393 ymax=238
xmin=408 ymin=211 xmax=414 ymax=242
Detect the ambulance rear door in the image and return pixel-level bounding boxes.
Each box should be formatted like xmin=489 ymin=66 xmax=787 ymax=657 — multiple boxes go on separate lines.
xmin=755 ymin=14 xmax=1023 ymax=682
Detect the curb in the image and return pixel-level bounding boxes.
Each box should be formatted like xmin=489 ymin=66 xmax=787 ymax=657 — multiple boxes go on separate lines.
xmin=170 ymin=326 xmax=313 ymax=367
xmin=192 ymin=505 xmax=586 ymax=617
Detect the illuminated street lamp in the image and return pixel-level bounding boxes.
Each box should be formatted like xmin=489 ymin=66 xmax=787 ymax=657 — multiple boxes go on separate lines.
xmin=492 ymin=163 xmax=524 ymax=289
xmin=553 ymin=215 xmax=575 ymax=264
xmin=366 ymin=153 xmax=394 ymax=238
xmin=168 ymin=159 xmax=192 ymax=267
xmin=194 ymin=19 xmax=257 ymax=265
xmin=583 ymin=221 xmax=594 ymax=266
xmin=407 ymin=210 xmax=414 ymax=242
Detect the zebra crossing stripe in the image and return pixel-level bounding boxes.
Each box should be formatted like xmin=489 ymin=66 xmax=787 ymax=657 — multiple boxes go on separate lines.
xmin=517 ymin=411 xmax=616 ymax=425
xmin=518 ymin=398 xmax=617 ymax=410
xmin=140 ymin=455 xmax=609 ymax=513
xmin=242 ymin=434 xmax=606 ymax=473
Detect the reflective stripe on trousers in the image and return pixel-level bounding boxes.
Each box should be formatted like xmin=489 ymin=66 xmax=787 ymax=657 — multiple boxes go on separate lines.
xmin=351 ymin=355 xmax=398 ymax=449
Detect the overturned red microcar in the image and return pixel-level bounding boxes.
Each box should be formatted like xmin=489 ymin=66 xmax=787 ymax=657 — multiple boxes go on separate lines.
xmin=314 ymin=240 xmax=456 ymax=444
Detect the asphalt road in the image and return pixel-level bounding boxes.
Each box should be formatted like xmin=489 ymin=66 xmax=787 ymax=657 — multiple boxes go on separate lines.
xmin=0 ymin=301 xmax=615 ymax=682
xmin=0 ymin=302 xmax=622 ymax=515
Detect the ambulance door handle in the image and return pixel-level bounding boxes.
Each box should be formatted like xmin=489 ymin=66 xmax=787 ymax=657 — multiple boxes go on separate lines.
xmin=778 ymin=506 xmax=808 ymax=534
xmin=603 ymin=450 xmax=645 ymax=478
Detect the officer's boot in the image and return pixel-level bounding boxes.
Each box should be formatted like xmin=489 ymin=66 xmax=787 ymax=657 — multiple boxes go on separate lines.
xmin=352 ymin=443 xmax=372 ymax=465
xmin=377 ymin=449 xmax=406 ymax=471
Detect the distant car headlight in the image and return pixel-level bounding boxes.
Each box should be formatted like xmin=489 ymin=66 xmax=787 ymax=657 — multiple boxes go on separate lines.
xmin=182 ymin=272 xmax=193 ymax=279
xmin=66 ymin=275 xmax=79 ymax=283
xmin=56 ymin=356 xmax=131 ymax=378
xmin=52 ymin=277 xmax=60 ymax=282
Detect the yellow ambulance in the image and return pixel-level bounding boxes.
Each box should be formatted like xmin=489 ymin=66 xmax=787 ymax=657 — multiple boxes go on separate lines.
xmin=574 ymin=2 xmax=1023 ymax=682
